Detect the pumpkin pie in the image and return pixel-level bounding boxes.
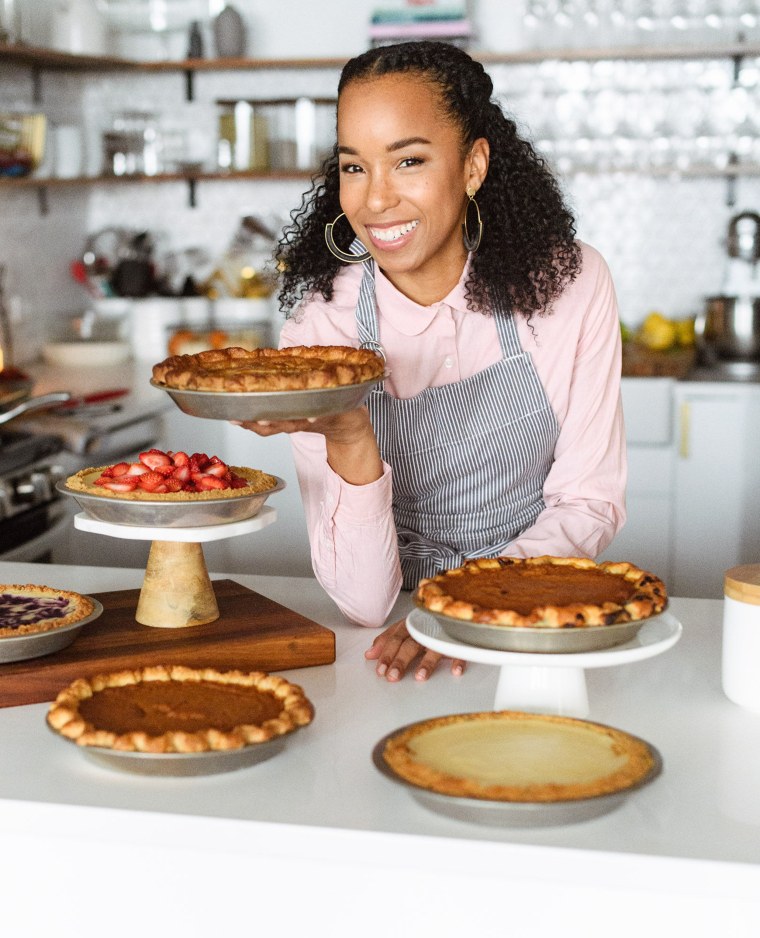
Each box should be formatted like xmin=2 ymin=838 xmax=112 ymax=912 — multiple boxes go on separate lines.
xmin=47 ymin=665 xmax=314 ymax=753
xmin=151 ymin=344 xmax=385 ymax=393
xmin=381 ymin=710 xmax=657 ymax=802
xmin=0 ymin=584 xmax=95 ymax=638
xmin=415 ymin=555 xmax=667 ymax=628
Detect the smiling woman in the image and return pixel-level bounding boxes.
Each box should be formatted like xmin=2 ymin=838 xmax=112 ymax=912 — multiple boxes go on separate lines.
xmin=238 ymin=41 xmax=626 ymax=684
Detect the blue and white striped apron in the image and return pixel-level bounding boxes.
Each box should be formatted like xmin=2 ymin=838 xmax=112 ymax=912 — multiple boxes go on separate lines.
xmin=351 ymin=243 xmax=561 ymax=589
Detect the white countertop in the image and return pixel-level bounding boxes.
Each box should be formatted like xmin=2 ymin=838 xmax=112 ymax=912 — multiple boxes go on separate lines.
xmin=1 ymin=561 xmax=759 ymax=936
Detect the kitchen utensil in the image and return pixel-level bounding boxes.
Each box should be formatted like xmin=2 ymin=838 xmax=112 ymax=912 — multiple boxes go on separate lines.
xmin=696 ymin=295 xmax=760 ymax=363
xmin=0 ymin=598 xmax=103 ymax=664
xmin=727 ymin=211 xmax=760 ymax=261
xmin=57 ymin=472 xmax=285 ymax=527
xmin=49 ymin=725 xmax=288 ymax=776
xmin=151 ymin=375 xmax=385 ymax=422
xmin=414 ymin=598 xmax=660 ymax=653
xmin=0 ymin=391 xmax=71 ymax=424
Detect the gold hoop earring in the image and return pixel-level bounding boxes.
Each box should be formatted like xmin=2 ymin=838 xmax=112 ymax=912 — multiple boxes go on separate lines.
xmin=462 ymin=188 xmax=483 ymax=253
xmin=324 ymin=213 xmax=371 ymax=263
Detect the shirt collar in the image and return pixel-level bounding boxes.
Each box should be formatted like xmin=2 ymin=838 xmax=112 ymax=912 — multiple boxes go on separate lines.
xmin=373 ymin=259 xmax=472 ymax=336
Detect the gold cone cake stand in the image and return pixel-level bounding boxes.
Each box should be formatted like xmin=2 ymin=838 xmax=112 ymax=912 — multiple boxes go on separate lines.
xmin=73 ymin=508 xmax=276 ymax=628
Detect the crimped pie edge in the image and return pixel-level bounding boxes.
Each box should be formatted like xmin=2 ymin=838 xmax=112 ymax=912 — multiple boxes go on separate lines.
xmin=381 ymin=710 xmax=657 ymax=803
xmin=415 ymin=555 xmax=668 ymax=628
xmin=152 ymin=344 xmax=386 ymax=393
xmin=65 ymin=465 xmax=279 ymax=502
xmin=0 ymin=584 xmax=95 ymax=638
xmin=46 ymin=665 xmax=315 ymax=753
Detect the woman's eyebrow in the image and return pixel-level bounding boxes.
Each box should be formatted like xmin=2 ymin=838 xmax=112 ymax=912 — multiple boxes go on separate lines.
xmin=338 ymin=136 xmax=432 ymax=157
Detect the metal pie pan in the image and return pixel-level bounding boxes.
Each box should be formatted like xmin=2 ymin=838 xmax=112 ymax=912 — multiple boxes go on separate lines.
xmin=56 ymin=475 xmax=285 ymax=528
xmin=150 ymin=375 xmax=384 ymax=422
xmin=0 ymin=598 xmax=103 ymax=664
xmin=413 ymin=599 xmax=665 ymax=654
xmin=372 ymin=717 xmax=662 ymax=828
xmin=49 ymin=729 xmax=288 ymax=777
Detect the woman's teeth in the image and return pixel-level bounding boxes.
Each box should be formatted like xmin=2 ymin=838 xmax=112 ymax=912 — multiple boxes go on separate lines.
xmin=369 ymin=220 xmax=419 ymax=242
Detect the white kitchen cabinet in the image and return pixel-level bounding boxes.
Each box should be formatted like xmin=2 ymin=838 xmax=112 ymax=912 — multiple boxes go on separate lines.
xmin=671 ymin=383 xmax=760 ymax=598
xmin=599 ymin=378 xmax=676 ymax=586
xmin=604 ymin=379 xmax=760 ymax=599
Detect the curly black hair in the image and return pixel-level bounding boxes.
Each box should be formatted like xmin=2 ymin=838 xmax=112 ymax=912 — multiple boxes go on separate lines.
xmin=277 ymin=41 xmax=581 ymax=319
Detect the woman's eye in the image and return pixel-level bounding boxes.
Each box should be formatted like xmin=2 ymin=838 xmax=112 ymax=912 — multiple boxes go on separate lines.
xmin=340 ymin=163 xmax=363 ymax=174
xmin=399 ymin=157 xmax=423 ymax=168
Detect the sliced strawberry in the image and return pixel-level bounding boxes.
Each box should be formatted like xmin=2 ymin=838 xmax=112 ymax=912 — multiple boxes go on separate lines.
xmin=230 ymin=477 xmax=250 ymax=489
xmin=153 ymin=464 xmax=176 ymax=477
xmin=100 ymin=461 xmax=130 ymax=478
xmin=100 ymin=479 xmax=138 ymax=493
xmin=197 ymin=475 xmax=227 ymax=491
xmin=139 ymin=450 xmax=172 ymax=470
xmin=137 ymin=471 xmax=165 ymax=492
xmin=126 ymin=462 xmax=150 ymax=476
xmin=163 ymin=477 xmax=184 ymax=492
xmin=205 ymin=463 xmax=229 ymax=478
xmin=172 ymin=465 xmax=191 ymax=483
xmin=172 ymin=451 xmax=190 ymax=467
xmin=208 ymin=455 xmax=224 ymax=465
xmin=190 ymin=453 xmax=209 ymax=470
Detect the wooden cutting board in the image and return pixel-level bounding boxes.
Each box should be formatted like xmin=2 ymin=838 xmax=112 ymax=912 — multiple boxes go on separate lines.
xmin=0 ymin=579 xmax=335 ymax=709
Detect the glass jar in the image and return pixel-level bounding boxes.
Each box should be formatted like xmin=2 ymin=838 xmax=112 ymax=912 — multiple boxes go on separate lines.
xmin=722 ymin=564 xmax=760 ymax=712
xmin=102 ymin=111 xmax=162 ymax=176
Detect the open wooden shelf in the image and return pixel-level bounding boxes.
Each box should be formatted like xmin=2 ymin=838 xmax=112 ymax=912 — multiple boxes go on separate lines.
xmin=4 ymin=39 xmax=760 ymax=73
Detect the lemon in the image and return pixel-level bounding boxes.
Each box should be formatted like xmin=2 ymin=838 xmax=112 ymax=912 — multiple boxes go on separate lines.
xmin=638 ymin=312 xmax=677 ymax=352
xmin=675 ymin=317 xmax=696 ymax=347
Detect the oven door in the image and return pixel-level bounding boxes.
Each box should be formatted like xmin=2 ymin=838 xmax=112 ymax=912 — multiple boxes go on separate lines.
xmin=0 ymin=503 xmax=69 ymax=562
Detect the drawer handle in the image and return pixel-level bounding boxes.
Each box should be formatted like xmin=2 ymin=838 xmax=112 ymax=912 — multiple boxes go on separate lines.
xmin=679 ymin=401 xmax=690 ymax=459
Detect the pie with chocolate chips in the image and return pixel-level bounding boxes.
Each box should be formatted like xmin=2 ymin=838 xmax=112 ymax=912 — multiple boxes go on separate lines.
xmin=152 ymin=345 xmax=385 ymax=393
xmin=47 ymin=665 xmax=314 ymax=753
xmin=0 ymin=584 xmax=95 ymax=638
xmin=415 ymin=556 xmax=667 ymax=628
xmin=381 ymin=710 xmax=658 ymax=802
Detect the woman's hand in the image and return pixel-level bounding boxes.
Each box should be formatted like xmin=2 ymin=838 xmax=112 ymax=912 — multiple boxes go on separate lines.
xmin=365 ymin=618 xmax=466 ymax=682
xmin=233 ymin=406 xmax=383 ymax=486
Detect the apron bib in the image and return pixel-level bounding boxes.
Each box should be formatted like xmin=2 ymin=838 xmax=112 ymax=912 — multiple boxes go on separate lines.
xmin=352 ymin=247 xmax=560 ymax=588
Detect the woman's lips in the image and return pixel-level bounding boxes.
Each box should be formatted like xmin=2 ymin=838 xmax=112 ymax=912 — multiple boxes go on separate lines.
xmin=365 ymin=219 xmax=420 ymax=250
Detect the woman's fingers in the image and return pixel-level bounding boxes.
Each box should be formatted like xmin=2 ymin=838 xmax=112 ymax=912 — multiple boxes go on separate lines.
xmin=364 ymin=619 xmax=467 ymax=681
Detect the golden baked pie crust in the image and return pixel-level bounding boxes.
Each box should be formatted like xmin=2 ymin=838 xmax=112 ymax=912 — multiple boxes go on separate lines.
xmin=382 ymin=711 xmax=656 ymax=802
xmin=47 ymin=665 xmax=314 ymax=753
xmin=65 ymin=465 xmax=278 ymax=502
xmin=0 ymin=584 xmax=95 ymax=638
xmin=415 ymin=555 xmax=667 ymax=628
xmin=152 ymin=345 xmax=385 ymax=393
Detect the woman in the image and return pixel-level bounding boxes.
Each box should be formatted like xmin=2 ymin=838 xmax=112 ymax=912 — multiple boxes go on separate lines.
xmin=241 ymin=41 xmax=626 ymax=681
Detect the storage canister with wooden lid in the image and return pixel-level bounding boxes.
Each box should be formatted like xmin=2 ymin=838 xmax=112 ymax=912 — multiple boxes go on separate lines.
xmin=722 ymin=564 xmax=760 ymax=713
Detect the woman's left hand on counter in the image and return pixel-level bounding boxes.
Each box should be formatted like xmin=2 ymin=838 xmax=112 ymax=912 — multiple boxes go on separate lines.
xmin=365 ymin=619 xmax=466 ymax=682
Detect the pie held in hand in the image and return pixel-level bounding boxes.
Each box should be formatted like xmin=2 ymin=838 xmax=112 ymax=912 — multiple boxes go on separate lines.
xmin=152 ymin=344 xmax=385 ymax=393
xmin=47 ymin=665 xmax=314 ymax=753
xmin=415 ymin=556 xmax=667 ymax=628
xmin=0 ymin=584 xmax=95 ymax=638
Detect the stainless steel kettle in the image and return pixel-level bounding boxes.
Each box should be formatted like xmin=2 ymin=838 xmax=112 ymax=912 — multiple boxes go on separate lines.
xmin=697 ymin=212 xmax=760 ymax=364
xmin=696 ymin=295 xmax=760 ymax=363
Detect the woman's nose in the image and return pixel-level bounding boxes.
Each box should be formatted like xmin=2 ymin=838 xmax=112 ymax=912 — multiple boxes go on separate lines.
xmin=365 ymin=172 xmax=398 ymax=213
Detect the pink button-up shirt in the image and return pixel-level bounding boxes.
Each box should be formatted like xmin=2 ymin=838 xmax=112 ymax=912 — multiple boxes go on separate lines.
xmin=280 ymin=242 xmax=626 ymax=628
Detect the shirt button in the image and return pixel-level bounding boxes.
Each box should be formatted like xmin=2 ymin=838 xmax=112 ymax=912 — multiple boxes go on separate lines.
xmin=443 ymin=356 xmax=454 ymax=368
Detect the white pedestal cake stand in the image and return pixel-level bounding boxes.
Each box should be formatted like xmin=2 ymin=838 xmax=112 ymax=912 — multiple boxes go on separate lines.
xmin=406 ymin=608 xmax=682 ymax=718
xmin=73 ymin=507 xmax=276 ymax=629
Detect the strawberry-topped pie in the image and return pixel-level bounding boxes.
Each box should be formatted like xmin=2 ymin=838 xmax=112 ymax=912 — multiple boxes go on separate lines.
xmin=65 ymin=448 xmax=278 ymax=502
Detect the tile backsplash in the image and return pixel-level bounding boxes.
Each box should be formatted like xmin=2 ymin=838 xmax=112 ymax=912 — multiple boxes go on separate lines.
xmin=3 ymin=56 xmax=760 ymax=360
